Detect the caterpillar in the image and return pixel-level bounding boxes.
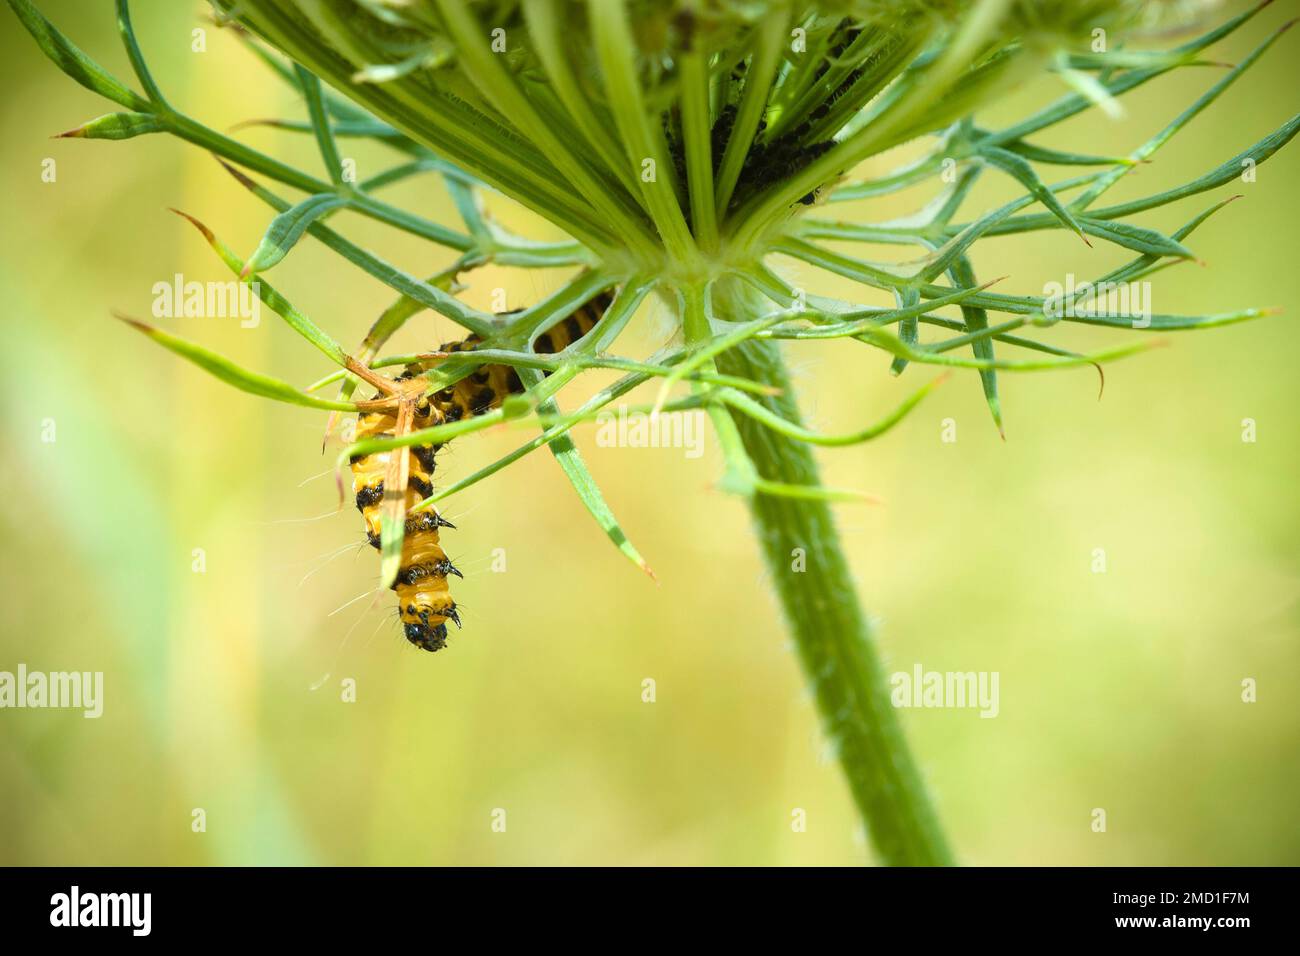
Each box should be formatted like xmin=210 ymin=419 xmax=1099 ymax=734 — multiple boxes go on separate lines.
xmin=349 ymin=291 xmax=612 ymax=652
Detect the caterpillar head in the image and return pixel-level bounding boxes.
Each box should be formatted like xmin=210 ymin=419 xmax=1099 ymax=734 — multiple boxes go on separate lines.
xmin=404 ymin=621 xmax=448 ymax=652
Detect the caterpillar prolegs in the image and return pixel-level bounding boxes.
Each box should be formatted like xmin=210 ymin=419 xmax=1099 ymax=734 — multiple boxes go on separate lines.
xmin=349 ymin=292 xmax=612 ymax=652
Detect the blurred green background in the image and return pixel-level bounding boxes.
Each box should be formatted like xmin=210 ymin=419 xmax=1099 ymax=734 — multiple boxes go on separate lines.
xmin=1 ymin=1 xmax=1297 ymax=866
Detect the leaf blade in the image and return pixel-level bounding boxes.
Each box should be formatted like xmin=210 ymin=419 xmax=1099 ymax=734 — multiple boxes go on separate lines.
xmin=7 ymin=0 xmax=149 ymax=110
xmin=56 ymin=110 xmax=163 ymax=140
xmin=114 ymin=313 xmax=357 ymax=411
xmin=242 ymin=193 xmax=347 ymax=276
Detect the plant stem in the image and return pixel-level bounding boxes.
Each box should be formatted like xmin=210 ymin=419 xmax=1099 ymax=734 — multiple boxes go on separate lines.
xmin=712 ymin=281 xmax=954 ymax=866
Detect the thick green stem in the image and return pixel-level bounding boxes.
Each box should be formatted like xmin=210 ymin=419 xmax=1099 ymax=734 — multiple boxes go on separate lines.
xmin=713 ymin=282 xmax=953 ymax=866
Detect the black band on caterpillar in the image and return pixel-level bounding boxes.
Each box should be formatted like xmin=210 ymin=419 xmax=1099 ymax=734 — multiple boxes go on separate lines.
xmin=367 ymin=511 xmax=455 ymax=550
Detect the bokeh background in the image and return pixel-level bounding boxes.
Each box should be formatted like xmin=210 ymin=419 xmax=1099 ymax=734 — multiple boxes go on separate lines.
xmin=1 ymin=1 xmax=1297 ymax=866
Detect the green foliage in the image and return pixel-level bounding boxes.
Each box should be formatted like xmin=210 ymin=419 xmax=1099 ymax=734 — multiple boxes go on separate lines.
xmin=9 ymin=0 xmax=1295 ymax=866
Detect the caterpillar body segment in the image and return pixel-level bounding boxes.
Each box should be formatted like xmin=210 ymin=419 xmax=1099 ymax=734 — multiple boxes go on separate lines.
xmin=348 ymin=290 xmax=612 ymax=653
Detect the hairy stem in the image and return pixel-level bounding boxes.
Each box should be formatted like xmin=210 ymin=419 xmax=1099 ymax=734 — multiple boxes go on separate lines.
xmin=713 ymin=281 xmax=953 ymax=866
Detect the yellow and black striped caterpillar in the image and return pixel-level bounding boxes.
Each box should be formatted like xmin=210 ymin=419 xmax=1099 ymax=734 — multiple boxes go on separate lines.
xmin=349 ymin=292 xmax=611 ymax=652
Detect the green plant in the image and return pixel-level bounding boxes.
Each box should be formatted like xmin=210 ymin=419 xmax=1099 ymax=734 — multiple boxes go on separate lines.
xmin=9 ymin=0 xmax=1295 ymax=865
